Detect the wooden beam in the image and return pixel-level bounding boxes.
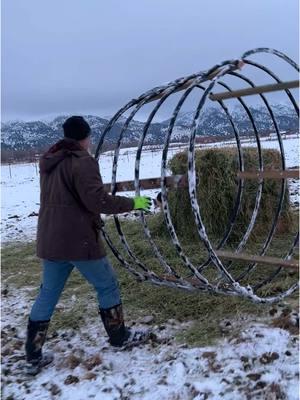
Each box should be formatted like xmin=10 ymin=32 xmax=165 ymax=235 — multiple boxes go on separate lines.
xmin=103 ymin=174 xmax=188 ymax=192
xmin=209 ymin=80 xmax=299 ymax=101
xmin=103 ymin=168 xmax=299 ymax=193
xmin=216 ymin=250 xmax=299 ymax=269
xmin=237 ymin=169 xmax=299 ymax=180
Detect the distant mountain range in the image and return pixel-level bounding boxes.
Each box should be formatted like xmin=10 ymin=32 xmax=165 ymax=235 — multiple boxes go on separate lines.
xmin=1 ymin=103 xmax=298 ymax=152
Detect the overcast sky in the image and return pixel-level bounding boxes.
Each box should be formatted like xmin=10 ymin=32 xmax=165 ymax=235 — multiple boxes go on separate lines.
xmin=1 ymin=0 xmax=299 ymax=122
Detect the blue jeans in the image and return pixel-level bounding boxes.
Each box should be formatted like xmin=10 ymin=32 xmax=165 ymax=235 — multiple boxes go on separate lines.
xmin=30 ymin=257 xmax=121 ymax=321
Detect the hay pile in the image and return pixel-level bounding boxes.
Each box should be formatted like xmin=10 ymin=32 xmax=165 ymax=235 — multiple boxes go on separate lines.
xmin=154 ymin=147 xmax=292 ymax=245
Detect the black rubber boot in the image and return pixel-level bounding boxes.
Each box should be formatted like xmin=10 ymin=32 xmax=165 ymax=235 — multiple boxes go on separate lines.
xmin=25 ymin=319 xmax=54 ymax=375
xmin=99 ymin=304 xmax=130 ymax=346
xmin=99 ymin=304 xmax=155 ymax=349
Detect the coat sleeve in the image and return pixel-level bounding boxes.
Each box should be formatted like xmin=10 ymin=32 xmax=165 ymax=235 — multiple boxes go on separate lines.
xmin=72 ymin=155 xmax=134 ymax=215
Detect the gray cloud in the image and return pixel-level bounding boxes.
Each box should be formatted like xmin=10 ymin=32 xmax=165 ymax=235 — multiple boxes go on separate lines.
xmin=2 ymin=0 xmax=299 ymax=121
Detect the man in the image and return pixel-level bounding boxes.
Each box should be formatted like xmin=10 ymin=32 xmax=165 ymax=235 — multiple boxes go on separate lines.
xmin=25 ymin=116 xmax=152 ymax=375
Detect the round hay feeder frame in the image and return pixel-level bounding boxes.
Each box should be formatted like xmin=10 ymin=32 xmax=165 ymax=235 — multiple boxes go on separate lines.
xmin=95 ymin=48 xmax=299 ymax=303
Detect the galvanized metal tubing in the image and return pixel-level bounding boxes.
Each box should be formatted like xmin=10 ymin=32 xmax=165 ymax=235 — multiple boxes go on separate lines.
xmin=94 ymin=48 xmax=299 ymax=303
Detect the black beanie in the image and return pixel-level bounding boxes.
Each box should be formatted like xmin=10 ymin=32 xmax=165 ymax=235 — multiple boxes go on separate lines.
xmin=63 ymin=116 xmax=91 ymax=140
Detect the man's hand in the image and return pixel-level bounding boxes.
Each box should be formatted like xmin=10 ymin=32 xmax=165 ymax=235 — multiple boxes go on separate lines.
xmin=133 ymin=196 xmax=152 ymax=212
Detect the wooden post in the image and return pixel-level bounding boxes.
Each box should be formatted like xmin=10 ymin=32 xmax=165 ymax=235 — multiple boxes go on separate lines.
xmin=216 ymin=250 xmax=299 ymax=269
xmin=237 ymin=169 xmax=299 ymax=180
xmin=209 ymin=80 xmax=299 ymax=101
xmin=103 ymin=174 xmax=189 ymax=192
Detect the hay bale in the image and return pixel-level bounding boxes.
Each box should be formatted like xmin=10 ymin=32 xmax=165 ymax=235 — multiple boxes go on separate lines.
xmin=156 ymin=147 xmax=292 ymax=244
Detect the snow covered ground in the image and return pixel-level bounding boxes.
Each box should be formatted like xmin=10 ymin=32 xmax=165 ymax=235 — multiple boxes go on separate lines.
xmin=1 ymin=135 xmax=299 ymax=244
xmin=1 ymin=286 xmax=299 ymax=400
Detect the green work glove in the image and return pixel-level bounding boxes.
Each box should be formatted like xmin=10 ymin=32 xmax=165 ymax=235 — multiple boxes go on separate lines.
xmin=133 ymin=196 xmax=152 ymax=212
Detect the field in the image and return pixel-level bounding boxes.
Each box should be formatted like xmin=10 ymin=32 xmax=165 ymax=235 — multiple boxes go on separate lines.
xmin=1 ymin=135 xmax=299 ymax=400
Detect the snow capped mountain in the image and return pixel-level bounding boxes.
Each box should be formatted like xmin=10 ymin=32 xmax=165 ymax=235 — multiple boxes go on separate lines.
xmin=1 ymin=120 xmax=60 ymax=151
xmin=164 ymin=103 xmax=298 ymax=136
xmin=1 ymin=104 xmax=298 ymax=152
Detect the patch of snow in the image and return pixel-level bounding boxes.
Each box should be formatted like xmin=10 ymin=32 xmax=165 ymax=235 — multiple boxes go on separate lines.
xmin=1 ymin=288 xmax=299 ymax=400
